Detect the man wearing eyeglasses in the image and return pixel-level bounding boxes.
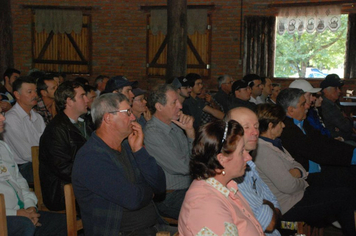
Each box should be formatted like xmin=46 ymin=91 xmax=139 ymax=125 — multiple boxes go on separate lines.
xmin=214 ymin=74 xmax=234 ymax=113
xmin=39 ymin=81 xmax=92 ymax=211
xmin=72 ymin=93 xmax=175 ymax=236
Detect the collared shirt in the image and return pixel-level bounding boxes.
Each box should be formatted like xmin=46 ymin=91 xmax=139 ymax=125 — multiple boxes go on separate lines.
xmin=0 ymin=140 xmax=37 ymax=215
xmin=35 ymin=97 xmax=53 ymax=125
xmin=260 ymin=136 xmax=284 ymax=152
xmin=237 ymin=161 xmax=281 ymax=236
xmin=179 ymin=177 xmax=264 ymax=236
xmin=250 ymin=96 xmax=264 ymax=105
xmin=144 ymin=116 xmax=192 ymax=190
xmin=183 ymin=96 xmax=207 ymax=130
xmin=4 ymin=103 xmax=45 ymax=164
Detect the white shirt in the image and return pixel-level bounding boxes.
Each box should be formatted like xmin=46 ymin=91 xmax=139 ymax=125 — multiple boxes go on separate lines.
xmin=250 ymin=96 xmax=264 ymax=105
xmin=4 ymin=103 xmax=45 ymax=164
xmin=0 ymin=140 xmax=37 ymax=215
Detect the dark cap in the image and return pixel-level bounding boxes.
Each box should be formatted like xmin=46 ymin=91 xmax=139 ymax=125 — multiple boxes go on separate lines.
xmin=243 ymin=74 xmax=261 ymax=87
xmin=104 ymin=76 xmax=138 ymax=93
xmin=171 ymin=76 xmax=190 ymax=89
xmin=132 ymin=88 xmax=147 ymax=97
xmin=320 ymin=74 xmax=344 ymax=89
xmin=232 ymin=79 xmax=248 ymax=91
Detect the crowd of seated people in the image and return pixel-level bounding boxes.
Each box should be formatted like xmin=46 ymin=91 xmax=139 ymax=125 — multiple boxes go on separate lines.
xmin=1 ymin=67 xmax=356 ymax=236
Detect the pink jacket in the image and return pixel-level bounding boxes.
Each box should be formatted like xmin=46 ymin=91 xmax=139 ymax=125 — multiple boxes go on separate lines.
xmin=178 ymin=178 xmax=265 ymax=235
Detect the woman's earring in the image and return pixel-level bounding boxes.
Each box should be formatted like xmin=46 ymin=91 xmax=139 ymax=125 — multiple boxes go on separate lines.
xmin=222 ymin=170 xmax=226 ymax=176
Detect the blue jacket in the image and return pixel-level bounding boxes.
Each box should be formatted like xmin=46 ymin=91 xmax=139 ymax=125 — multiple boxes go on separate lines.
xmin=72 ymin=132 xmax=166 ymax=236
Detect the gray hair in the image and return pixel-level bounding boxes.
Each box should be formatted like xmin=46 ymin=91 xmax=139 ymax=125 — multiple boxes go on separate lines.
xmin=147 ymin=84 xmax=177 ymax=115
xmin=91 ymin=93 xmax=128 ymax=129
xmin=277 ymin=88 xmax=305 ymax=112
xmin=217 ymin=75 xmax=231 ymax=88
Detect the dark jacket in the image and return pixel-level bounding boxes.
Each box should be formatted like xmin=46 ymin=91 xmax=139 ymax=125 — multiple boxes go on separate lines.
xmin=213 ymin=89 xmax=231 ymax=113
xmin=39 ymin=111 xmax=92 ymax=211
xmin=280 ymin=116 xmax=353 ymax=171
xmin=228 ymin=97 xmax=256 ymax=111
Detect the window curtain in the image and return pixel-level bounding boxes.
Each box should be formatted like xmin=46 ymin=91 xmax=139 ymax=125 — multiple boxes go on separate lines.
xmin=243 ymin=16 xmax=275 ymax=77
xmin=345 ymin=14 xmax=356 ymax=79
xmin=35 ymin=10 xmax=83 ymax=34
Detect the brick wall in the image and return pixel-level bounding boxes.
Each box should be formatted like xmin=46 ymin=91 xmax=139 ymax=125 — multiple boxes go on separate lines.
xmin=10 ymin=0 xmax=356 ymax=91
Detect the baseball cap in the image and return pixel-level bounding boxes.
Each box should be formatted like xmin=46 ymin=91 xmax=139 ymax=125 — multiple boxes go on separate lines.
xmin=104 ymin=76 xmax=138 ymax=93
xmin=132 ymin=88 xmax=147 ymax=97
xmin=232 ymin=80 xmax=248 ymax=91
xmin=320 ymin=74 xmax=344 ymax=89
xmin=289 ymin=79 xmax=321 ymax=93
xmin=171 ymin=76 xmax=190 ymax=89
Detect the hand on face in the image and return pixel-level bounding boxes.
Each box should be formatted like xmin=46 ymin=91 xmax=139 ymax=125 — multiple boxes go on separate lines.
xmin=128 ymin=121 xmax=144 ymax=152
xmin=172 ymin=112 xmax=195 ymax=139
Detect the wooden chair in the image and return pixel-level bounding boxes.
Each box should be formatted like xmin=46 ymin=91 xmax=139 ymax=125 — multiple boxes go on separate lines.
xmin=163 ymin=217 xmax=178 ymax=225
xmin=31 ymin=146 xmax=48 ymax=211
xmin=0 ymin=194 xmax=8 ymax=236
xmin=64 ymin=184 xmax=83 ymax=236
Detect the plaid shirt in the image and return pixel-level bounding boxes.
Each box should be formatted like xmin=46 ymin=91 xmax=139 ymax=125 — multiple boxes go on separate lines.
xmin=35 ymin=97 xmax=53 ymax=125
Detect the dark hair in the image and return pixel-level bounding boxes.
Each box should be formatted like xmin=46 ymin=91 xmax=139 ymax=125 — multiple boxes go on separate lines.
xmin=186 ymin=73 xmax=201 ymax=87
xmin=12 ymin=76 xmax=36 ymax=93
xmin=28 ymin=70 xmax=46 ymax=81
xmin=84 ymin=85 xmax=96 ymax=94
xmin=190 ymin=120 xmax=244 ymax=180
xmin=36 ymin=75 xmax=55 ymax=98
xmin=256 ymin=103 xmax=286 ymax=134
xmin=55 ymin=81 xmax=84 ymax=111
xmin=277 ymin=88 xmax=305 ymax=112
xmin=147 ymin=84 xmax=176 ymax=114
xmin=74 ymin=77 xmax=89 ymax=86
xmin=95 ymin=75 xmax=109 ymax=85
xmin=260 ymin=77 xmax=270 ymax=85
xmin=3 ymin=68 xmax=21 ymax=83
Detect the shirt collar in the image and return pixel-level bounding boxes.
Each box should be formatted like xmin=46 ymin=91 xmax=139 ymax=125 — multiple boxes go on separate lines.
xmin=259 ymin=136 xmax=284 ymax=152
xmin=14 ymin=103 xmax=38 ymax=122
xmin=205 ymin=177 xmax=238 ymax=198
xmin=152 ymin=116 xmax=178 ymax=135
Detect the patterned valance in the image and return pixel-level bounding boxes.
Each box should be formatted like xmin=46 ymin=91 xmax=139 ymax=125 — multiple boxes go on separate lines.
xmin=35 ymin=9 xmax=83 ymax=34
xmin=150 ymin=9 xmax=207 ymax=35
xmin=277 ymin=5 xmax=341 ymax=35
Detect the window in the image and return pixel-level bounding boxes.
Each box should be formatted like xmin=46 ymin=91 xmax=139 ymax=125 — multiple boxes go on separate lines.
xmin=32 ymin=12 xmax=91 ymax=74
xmin=274 ymin=14 xmax=348 ymax=78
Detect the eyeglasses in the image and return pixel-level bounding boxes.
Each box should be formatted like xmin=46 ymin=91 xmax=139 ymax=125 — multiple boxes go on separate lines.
xmin=0 ymin=112 xmax=4 ymax=116
xmin=108 ymin=109 xmax=132 ymax=116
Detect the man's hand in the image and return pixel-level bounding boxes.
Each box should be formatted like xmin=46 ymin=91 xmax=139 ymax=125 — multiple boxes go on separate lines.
xmin=17 ymin=207 xmax=41 ymax=226
xmin=0 ymin=101 xmax=11 ymax=112
xmin=289 ymin=168 xmax=302 ymax=178
xmin=263 ymin=199 xmax=281 ymax=233
xmin=143 ymin=110 xmax=152 ymax=121
xmin=128 ymin=122 xmax=144 ymax=152
xmin=172 ymin=112 xmax=195 ymax=139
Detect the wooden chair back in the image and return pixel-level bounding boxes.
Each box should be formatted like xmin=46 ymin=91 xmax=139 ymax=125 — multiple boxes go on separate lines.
xmin=31 ymin=146 xmax=49 ymax=211
xmin=0 ymin=194 xmax=7 ymax=236
xmin=64 ymin=184 xmax=83 ymax=236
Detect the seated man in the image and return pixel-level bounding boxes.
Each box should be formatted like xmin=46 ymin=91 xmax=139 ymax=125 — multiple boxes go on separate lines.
xmin=0 ymin=68 xmax=20 ymax=111
xmin=229 ymin=79 xmax=256 ymax=111
xmin=0 ymin=108 xmax=66 ymax=236
xmin=35 ymin=74 xmax=58 ymax=125
xmin=132 ymin=87 xmax=151 ymax=128
xmin=258 ymin=77 xmax=272 ymax=104
xmin=244 ymin=74 xmax=263 ymax=105
xmin=102 ymin=75 xmax=137 ymax=104
xmin=144 ymin=84 xmax=195 ymax=219
xmin=226 ymin=107 xmax=282 ymax=236
xmin=82 ymin=84 xmax=97 ymax=130
xmin=171 ymin=76 xmax=192 ymax=105
xmin=183 ymin=73 xmax=224 ymax=129
xmin=320 ymin=74 xmax=356 ymax=142
xmin=213 ymin=74 xmax=234 ymax=113
xmin=39 ymin=81 xmax=92 ymax=211
xmin=72 ymin=93 xmax=173 ymax=236
xmin=94 ymin=75 xmax=109 ymax=96
xmin=277 ymin=88 xmax=356 ymax=189
xmin=4 ymin=76 xmax=45 ymax=183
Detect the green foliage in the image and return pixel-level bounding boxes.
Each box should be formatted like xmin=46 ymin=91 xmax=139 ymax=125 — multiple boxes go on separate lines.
xmin=274 ymin=14 xmax=348 ymax=78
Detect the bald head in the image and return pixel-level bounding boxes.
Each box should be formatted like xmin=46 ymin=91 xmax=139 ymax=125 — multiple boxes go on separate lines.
xmin=225 ymin=107 xmax=259 ymax=151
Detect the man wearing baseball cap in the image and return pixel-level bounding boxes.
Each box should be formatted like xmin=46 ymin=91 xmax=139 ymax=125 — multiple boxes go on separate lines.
xmin=289 ymin=79 xmax=321 ymax=109
xmin=229 ymin=79 xmax=256 ymax=111
xmin=320 ymin=74 xmax=355 ymax=143
xmin=132 ymin=87 xmax=151 ymax=128
xmin=103 ymin=76 xmax=138 ymax=104
xmin=171 ymin=76 xmax=192 ymax=105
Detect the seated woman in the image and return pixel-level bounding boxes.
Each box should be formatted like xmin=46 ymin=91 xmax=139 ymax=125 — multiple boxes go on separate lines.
xmin=255 ymin=103 xmax=356 ymax=236
xmin=178 ymin=120 xmax=264 ymax=236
